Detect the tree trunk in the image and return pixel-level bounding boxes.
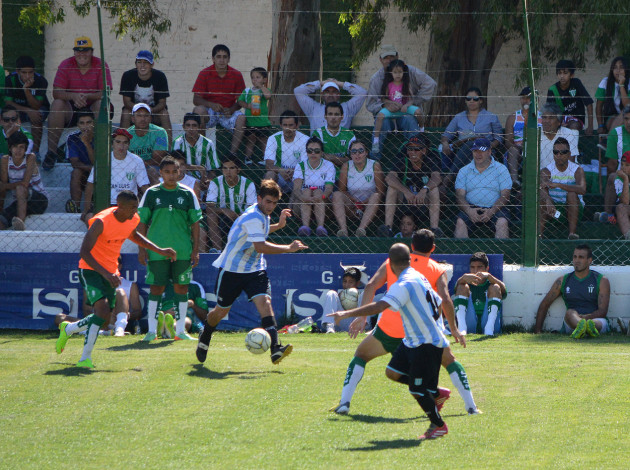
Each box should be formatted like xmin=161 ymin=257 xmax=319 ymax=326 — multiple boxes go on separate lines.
xmin=268 ymin=0 xmax=322 ymax=125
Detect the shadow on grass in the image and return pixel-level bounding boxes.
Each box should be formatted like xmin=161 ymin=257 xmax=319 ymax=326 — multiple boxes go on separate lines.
xmin=187 ymin=363 xmax=283 ymax=380
xmin=468 ymin=335 xmax=498 ymax=343
xmin=336 ymin=413 xmax=424 ymax=424
xmin=45 ymin=365 xmax=116 ymax=376
xmin=520 ymin=333 xmax=630 ymax=344
xmin=345 ymin=438 xmax=420 ymax=451
xmin=106 ymin=341 xmax=174 ymax=352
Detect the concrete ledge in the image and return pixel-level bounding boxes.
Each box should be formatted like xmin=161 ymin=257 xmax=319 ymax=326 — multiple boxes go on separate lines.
xmin=0 ymin=231 xmax=138 ymax=253
xmin=25 ymin=213 xmax=86 ymax=232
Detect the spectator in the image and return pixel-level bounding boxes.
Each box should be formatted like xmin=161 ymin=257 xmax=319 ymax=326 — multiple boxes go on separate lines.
xmin=171 ymin=112 xmax=219 ymax=185
xmin=0 ymin=131 xmax=48 ymax=230
xmin=393 ymin=213 xmax=416 ymax=238
xmin=82 ymin=129 xmax=150 ymax=223
xmin=321 ymin=267 xmax=366 ymax=333
xmin=454 ymin=138 xmax=511 ymax=239
xmin=504 ymin=87 xmax=542 ymax=186
xmin=205 ymin=155 xmax=256 ymax=251
xmin=294 ymin=77 xmax=366 ymax=133
xmin=65 ymin=110 xmax=95 ymax=213
xmin=312 ymin=102 xmax=356 ymax=167
xmin=0 ymin=105 xmax=34 ymax=156
xmin=237 ymin=67 xmax=272 ymax=165
xmin=4 ymin=55 xmax=49 ymax=156
xmin=192 ymin=44 xmax=246 ymax=157
xmin=366 ymin=45 xmax=436 ymax=154
xmin=127 ymin=103 xmax=169 ymax=184
xmin=44 ymin=36 xmax=113 ymax=170
xmin=292 ymin=136 xmax=335 ymax=236
xmin=441 ymin=87 xmax=503 ymax=183
xmin=609 ymin=150 xmax=630 ymax=239
xmin=546 ymin=59 xmax=594 ymax=134
xmin=595 ymin=56 xmax=630 ymax=134
xmin=332 ymin=140 xmax=385 ymax=237
xmin=540 ymin=137 xmax=586 ymax=239
xmin=379 ymin=133 xmax=442 ymax=237
xmin=119 ymin=50 xmax=172 ymax=143
xmin=534 ymin=244 xmax=610 ymax=337
xmin=452 ymin=252 xmax=507 ymax=336
xmin=539 ymin=103 xmax=579 ymax=170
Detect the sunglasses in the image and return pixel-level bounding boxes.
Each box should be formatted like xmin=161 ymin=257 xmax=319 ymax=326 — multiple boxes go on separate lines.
xmin=350 ymin=148 xmax=366 ymax=154
xmin=553 ymin=149 xmax=570 ymax=155
xmin=465 ymin=96 xmax=481 ymax=102
xmin=2 ymin=116 xmax=18 ymax=122
xmin=306 ymin=148 xmax=322 ymax=154
xmin=407 ymin=146 xmax=425 ymax=152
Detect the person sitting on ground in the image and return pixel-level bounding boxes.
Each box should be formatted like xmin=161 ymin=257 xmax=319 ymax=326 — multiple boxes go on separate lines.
xmin=595 ymin=56 xmax=630 ymax=134
xmin=539 ymin=103 xmax=579 ymax=170
xmin=394 ymin=213 xmax=416 ymax=238
xmin=534 ymin=244 xmax=610 ymax=338
xmin=0 ymin=105 xmax=34 ymax=157
xmin=127 ymin=103 xmax=169 ymax=184
xmin=546 ymin=59 xmax=594 ymax=134
xmin=539 ymin=137 xmax=586 ymax=240
xmin=332 ymin=140 xmax=385 ymax=237
xmin=171 ymin=112 xmax=219 ymax=187
xmin=4 ymin=55 xmax=49 ymax=156
xmin=454 ymin=138 xmax=511 ymax=239
xmin=312 ymin=102 xmax=356 ymax=167
xmin=379 ymin=133 xmax=442 ymax=238
xmin=452 ymin=252 xmax=507 ymax=336
xmin=292 ymin=137 xmax=335 ymax=237
xmin=321 ymin=267 xmax=367 ymax=334
xmin=237 ymin=67 xmax=272 ymax=165
xmin=611 ymin=151 xmax=630 ymax=240
xmin=0 ymin=131 xmax=48 ymax=230
xmin=155 ymin=279 xmax=209 ymax=338
xmin=119 ymin=50 xmax=172 ymax=143
xmin=65 ymin=110 xmax=95 ymax=213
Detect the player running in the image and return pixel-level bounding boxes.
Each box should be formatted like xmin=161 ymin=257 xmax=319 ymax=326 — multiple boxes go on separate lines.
xmin=138 ymin=155 xmax=202 ymax=341
xmin=56 ymin=190 xmax=176 ymax=368
xmin=196 ymin=179 xmax=308 ymax=364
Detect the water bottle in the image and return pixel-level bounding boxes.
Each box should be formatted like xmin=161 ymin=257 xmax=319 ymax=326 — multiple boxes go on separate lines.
xmin=287 ymin=324 xmax=299 ymax=334
xmin=296 ymin=316 xmax=314 ymax=332
xmin=251 ymin=92 xmax=261 ymax=116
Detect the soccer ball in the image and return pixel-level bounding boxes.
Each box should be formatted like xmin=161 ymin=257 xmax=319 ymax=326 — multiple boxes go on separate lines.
xmin=339 ymin=288 xmax=359 ymax=310
xmin=245 ymin=328 xmax=271 ymax=355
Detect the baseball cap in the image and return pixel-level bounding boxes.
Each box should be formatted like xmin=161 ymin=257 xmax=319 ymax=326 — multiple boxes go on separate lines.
xmin=622 ymin=150 xmax=630 ymax=163
xmin=471 ymin=138 xmax=492 ymax=151
xmin=112 ymin=128 xmax=133 ymax=141
xmin=405 ymin=133 xmax=429 ymax=149
xmin=519 ymin=86 xmax=532 ymax=96
xmin=379 ymin=44 xmax=398 ymax=59
xmin=73 ymin=36 xmax=93 ymax=51
xmin=132 ymin=103 xmax=151 ymax=114
xmin=136 ymin=50 xmax=154 ymax=65
xmin=322 ymin=82 xmax=340 ymax=92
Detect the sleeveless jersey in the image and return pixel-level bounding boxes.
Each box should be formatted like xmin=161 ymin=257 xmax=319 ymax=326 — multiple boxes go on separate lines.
xmin=512 ymin=109 xmax=542 ymax=144
xmin=545 ymin=160 xmax=584 ymax=206
xmin=6 ymin=155 xmax=47 ymax=196
xmin=560 ymin=270 xmax=602 ymax=315
xmin=78 ymin=207 xmax=140 ymax=275
xmin=347 ymin=159 xmax=376 ymax=202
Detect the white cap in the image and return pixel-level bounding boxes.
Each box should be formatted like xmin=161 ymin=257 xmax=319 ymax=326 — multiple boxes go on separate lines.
xmin=321 ymin=82 xmax=340 ymax=92
xmin=132 ymin=103 xmax=151 ymax=114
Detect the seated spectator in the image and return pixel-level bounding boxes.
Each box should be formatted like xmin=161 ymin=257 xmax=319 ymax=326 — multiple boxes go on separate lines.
xmin=546 ymin=59 xmax=594 ymax=134
xmin=237 ymin=67 xmax=272 ymax=165
xmin=452 ymin=252 xmax=506 ymax=336
xmin=205 ymin=155 xmax=256 ymax=251
xmin=441 ymin=87 xmax=503 ymax=182
xmin=454 ymin=138 xmax=511 ymax=239
xmin=65 ymin=110 xmax=95 ymax=213
xmin=156 ymin=279 xmax=209 ymax=338
xmin=379 ymin=133 xmax=442 ymax=237
xmin=82 ymin=129 xmax=149 ymax=223
xmin=44 ymin=36 xmax=112 ymax=170
xmin=0 ymin=131 xmax=48 ymax=230
xmin=393 ymin=213 xmax=416 ymax=238
xmin=192 ymin=44 xmax=246 ymax=157
xmin=293 ymin=137 xmax=335 ymax=236
xmin=0 ymin=105 xmax=34 ymax=157
xmin=540 ymin=137 xmax=585 ymax=239
xmin=119 ymin=50 xmax=172 ymax=143
xmin=294 ymin=77 xmax=366 ymax=133
xmin=332 ymin=140 xmax=385 ymax=237
xmin=539 ymin=103 xmax=580 ymax=170
xmin=610 ymin=151 xmax=630 ymax=239
xmin=171 ymin=112 xmax=219 ymax=186
xmin=595 ymin=56 xmax=630 ymax=134
xmin=4 ymin=55 xmax=49 ymax=156
xmin=321 ymin=267 xmax=366 ymax=333
xmin=127 ymin=103 xmax=169 ymax=184
xmin=312 ymin=102 xmax=356 ymax=167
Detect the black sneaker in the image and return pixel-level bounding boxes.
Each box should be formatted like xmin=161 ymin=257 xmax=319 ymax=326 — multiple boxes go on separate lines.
xmin=195 ymin=329 xmax=212 ymax=363
xmin=377 ymin=224 xmax=393 ymax=237
xmin=270 ymin=343 xmax=293 ymax=364
xmin=42 ymin=151 xmax=57 ymax=170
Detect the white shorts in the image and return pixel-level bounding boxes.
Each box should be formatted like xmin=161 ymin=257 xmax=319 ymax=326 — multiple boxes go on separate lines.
xmin=205 ymin=108 xmax=243 ymax=131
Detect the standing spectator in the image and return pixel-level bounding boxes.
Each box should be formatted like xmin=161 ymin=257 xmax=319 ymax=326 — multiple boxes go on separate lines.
xmin=539 ymin=103 xmax=579 ymax=170
xmin=192 ymin=44 xmax=246 ymax=157
xmin=172 ymin=112 xmax=219 ymax=184
xmin=44 ymin=36 xmax=113 ymax=170
xmin=119 ymin=50 xmax=172 ymax=143
xmin=127 ymin=103 xmax=169 ymax=184
xmin=595 ymin=56 xmax=630 ymax=134
xmin=366 ymin=45 xmax=436 ymax=153
xmin=237 ymin=67 xmax=272 ymax=165
xmin=65 ymin=111 xmax=95 ymax=213
xmin=332 ymin=140 xmax=385 ymax=237
xmin=546 ymin=59 xmax=594 ymax=134
xmin=454 ymin=138 xmax=511 ymax=239
xmin=294 ymin=77 xmax=366 ymax=133
xmin=610 ymin=151 xmax=630 ymax=239
xmin=0 ymin=105 xmax=34 ymax=156
xmin=4 ymin=55 xmax=49 ymax=156
xmin=312 ymin=102 xmax=356 ymax=167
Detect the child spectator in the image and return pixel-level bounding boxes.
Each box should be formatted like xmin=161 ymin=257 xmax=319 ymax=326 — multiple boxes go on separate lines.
xmin=394 ymin=213 xmax=416 ymax=238
xmin=237 ymin=67 xmax=272 ymax=165
xmin=612 ymin=151 xmax=630 ymax=239
xmin=546 ymin=59 xmax=594 ymax=134
xmin=321 ymin=267 xmax=366 ymax=334
xmin=595 ymin=56 xmax=630 ymax=134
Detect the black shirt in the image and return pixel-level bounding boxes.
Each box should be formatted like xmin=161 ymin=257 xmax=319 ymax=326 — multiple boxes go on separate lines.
xmin=392 ymin=151 xmax=441 ymax=194
xmin=4 ymin=72 xmax=50 ymax=108
xmin=119 ymin=69 xmax=170 ymax=106
xmin=546 ymin=77 xmax=593 ymax=123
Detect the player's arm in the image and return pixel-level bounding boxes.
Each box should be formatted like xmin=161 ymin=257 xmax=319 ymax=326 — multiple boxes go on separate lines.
xmin=128 ymin=228 xmax=177 ymax=261
xmin=330 ymin=300 xmax=390 ymax=320
xmin=484 ymin=273 xmax=507 ymax=297
xmin=190 ymin=221 xmax=200 ymax=268
xmin=581 ymin=276 xmax=610 ymax=320
xmin=252 ymin=239 xmax=307 ymax=254
xmin=534 ymin=276 xmax=563 ymax=333
xmin=79 ymin=219 xmax=120 ymax=288
xmin=436 ymin=272 xmax=465 ymax=347
xmin=136 ymin=222 xmax=149 ymax=265
xmin=269 ymin=208 xmax=293 ymax=233
xmin=347 ymin=261 xmax=387 ymax=338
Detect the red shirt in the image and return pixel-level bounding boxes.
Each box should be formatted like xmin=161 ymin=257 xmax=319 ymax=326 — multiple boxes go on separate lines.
xmin=192 ymin=64 xmax=245 ymax=108
xmin=53 ymin=56 xmax=113 ymax=102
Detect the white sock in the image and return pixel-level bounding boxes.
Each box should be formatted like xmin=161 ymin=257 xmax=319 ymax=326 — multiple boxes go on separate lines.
xmin=340 ymin=357 xmax=366 ymax=405
xmin=448 ymin=363 xmax=477 ymax=411
xmin=115 ymin=312 xmax=128 ymax=331
xmin=65 ymin=316 xmax=90 ymax=336
xmin=453 ymin=297 xmax=468 ymax=335
xmin=176 ymin=301 xmax=188 ymax=334
xmin=80 ymin=319 xmax=101 ymax=362
xmin=485 ymin=308 xmax=498 ymax=335
xmin=147 ymin=300 xmax=158 ymax=334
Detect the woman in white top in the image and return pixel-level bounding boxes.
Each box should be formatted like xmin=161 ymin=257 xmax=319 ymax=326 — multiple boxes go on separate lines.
xmin=595 ymin=57 xmax=630 ymax=133
xmin=0 ymin=131 xmax=48 ymax=230
xmin=332 ymin=140 xmax=385 ymax=237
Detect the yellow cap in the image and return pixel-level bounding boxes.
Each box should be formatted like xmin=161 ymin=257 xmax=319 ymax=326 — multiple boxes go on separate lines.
xmin=73 ymin=36 xmax=93 ymax=50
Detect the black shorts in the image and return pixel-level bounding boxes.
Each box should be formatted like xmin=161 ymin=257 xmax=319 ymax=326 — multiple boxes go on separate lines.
xmin=387 ymin=342 xmax=443 ymax=392
xmin=215 ymin=269 xmax=271 ymax=308
xmin=457 ymin=206 xmax=510 ymax=229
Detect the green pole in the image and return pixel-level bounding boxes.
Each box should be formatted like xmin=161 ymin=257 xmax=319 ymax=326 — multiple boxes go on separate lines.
xmin=93 ymin=0 xmax=111 ymax=213
xmin=521 ymin=0 xmax=539 ymax=267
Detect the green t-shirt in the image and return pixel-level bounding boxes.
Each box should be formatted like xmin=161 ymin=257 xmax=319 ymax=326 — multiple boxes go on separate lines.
xmin=469 ymin=279 xmax=508 ymax=316
xmin=128 ymin=123 xmax=169 ymax=161
xmin=0 ymin=127 xmax=34 ymax=156
xmin=138 ymin=183 xmax=202 ymax=260
xmin=312 ymin=126 xmax=356 ymax=158
xmin=238 ymin=87 xmax=271 ymax=127
xmin=605 ymin=125 xmax=630 ymax=166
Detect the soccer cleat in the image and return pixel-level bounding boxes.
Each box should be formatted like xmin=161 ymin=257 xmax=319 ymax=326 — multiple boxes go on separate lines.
xmin=419 ymin=423 xmax=448 ymax=440
xmin=56 ymin=321 xmax=70 ymax=354
xmin=468 ymin=407 xmax=483 ymax=415
xmin=435 ymin=387 xmax=451 ymax=412
xmin=164 ymin=313 xmax=176 ymax=339
xmin=114 ymin=327 xmax=125 ymax=337
xmin=325 ymin=323 xmax=335 ymax=334
xmin=157 ymin=311 xmax=165 ymax=338
xmin=330 ymin=402 xmax=350 ymax=415
xmin=570 ymin=319 xmax=587 ymax=339
xmin=142 ymin=332 xmax=157 ymax=342
xmin=196 ymin=329 xmax=212 ymax=363
xmin=174 ymin=331 xmax=196 ymax=341
xmin=270 ymin=343 xmax=293 ymax=364
xmin=585 ymin=319 xmax=600 ymax=337
xmin=76 ymin=358 xmax=95 ymax=368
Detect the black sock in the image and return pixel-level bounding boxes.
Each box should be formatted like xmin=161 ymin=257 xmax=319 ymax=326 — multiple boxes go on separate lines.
xmin=412 ymin=392 xmax=444 ymax=427
xmin=261 ymin=316 xmax=278 ymax=349
xmin=200 ymin=322 xmax=216 ymax=342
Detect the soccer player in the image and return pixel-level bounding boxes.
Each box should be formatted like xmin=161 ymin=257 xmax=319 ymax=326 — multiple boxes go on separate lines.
xmin=330 ymin=229 xmax=480 ymax=415
xmin=138 ymin=155 xmax=203 ymax=341
xmin=55 ymin=190 xmax=176 ymax=368
xmin=329 ymin=243 xmax=453 ymax=440
xmin=196 ymin=179 xmax=308 ymax=365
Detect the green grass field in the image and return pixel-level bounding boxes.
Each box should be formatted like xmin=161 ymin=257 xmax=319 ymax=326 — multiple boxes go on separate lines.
xmin=1 ymin=331 xmax=628 ymax=469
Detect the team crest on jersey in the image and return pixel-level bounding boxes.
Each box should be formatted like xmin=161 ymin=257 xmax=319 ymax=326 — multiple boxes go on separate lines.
xmin=588 ymin=284 xmax=594 ymax=293
xmin=365 ymin=175 xmax=372 ymax=182
xmin=569 ymin=89 xmax=576 ymax=97
xmin=566 ymin=286 xmax=570 ymax=294
xmin=126 ymin=172 xmax=135 ymax=181
xmin=156 ymin=198 xmax=161 ymax=205
xmin=341 ymin=139 xmax=347 ymax=146
xmin=177 ymin=196 xmax=184 ymax=204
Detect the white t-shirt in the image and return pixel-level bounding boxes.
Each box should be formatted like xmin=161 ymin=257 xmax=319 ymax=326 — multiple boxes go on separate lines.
xmin=293 ymin=159 xmax=336 ymax=190
xmin=264 ymin=131 xmax=309 ymax=169
xmin=540 ymin=127 xmax=579 ymax=169
xmin=347 ymin=159 xmax=377 ymax=202
xmin=87 ymin=151 xmax=150 ymax=204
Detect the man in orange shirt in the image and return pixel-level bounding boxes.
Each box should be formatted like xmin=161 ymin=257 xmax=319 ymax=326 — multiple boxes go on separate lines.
xmin=55 ymin=190 xmax=176 ymax=368
xmin=330 ymin=229 xmax=481 ymax=415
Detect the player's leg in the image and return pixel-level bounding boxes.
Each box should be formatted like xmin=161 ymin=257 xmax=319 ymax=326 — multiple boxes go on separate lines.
xmin=452 ymin=283 xmax=471 ymax=334
xmin=566 ymin=308 xmax=590 ymax=339
xmin=441 ymin=345 xmax=480 ymax=414
xmin=113 ymin=288 xmax=130 ymax=337
xmin=483 ymin=284 xmax=503 ymax=336
xmin=142 ymin=261 xmax=168 ymax=341
xmin=171 ymin=260 xmax=194 ymax=340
